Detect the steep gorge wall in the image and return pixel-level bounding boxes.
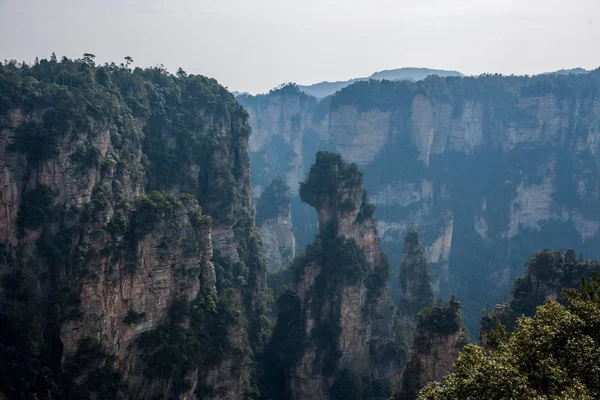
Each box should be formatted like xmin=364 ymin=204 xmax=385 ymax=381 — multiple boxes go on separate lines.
xmin=237 ymin=85 xmax=330 ymax=196
xmin=0 ymin=59 xmax=266 ymax=399
xmin=237 ymin=86 xmax=330 ymax=248
xmin=239 ymin=71 xmax=600 ymax=333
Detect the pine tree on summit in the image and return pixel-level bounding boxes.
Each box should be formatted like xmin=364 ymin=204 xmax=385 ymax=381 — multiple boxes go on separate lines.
xmin=399 ymin=229 xmax=435 ymax=336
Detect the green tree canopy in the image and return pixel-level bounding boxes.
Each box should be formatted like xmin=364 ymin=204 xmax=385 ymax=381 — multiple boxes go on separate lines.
xmin=419 ymin=274 xmax=600 ymax=400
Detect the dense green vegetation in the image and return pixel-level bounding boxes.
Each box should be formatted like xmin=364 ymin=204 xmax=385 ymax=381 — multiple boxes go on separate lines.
xmin=420 ymin=274 xmax=600 ymax=399
xmin=297 ymin=152 xmax=389 ymax=294
xmin=108 ymin=61 xmax=251 ymax=227
xmin=2 ymin=54 xmax=249 ymax=225
xmin=6 ymin=52 xmax=600 ymax=400
xmin=399 ymin=297 xmax=468 ymax=400
xmin=300 ymin=151 xmax=363 ymax=206
xmin=136 ymin=291 xmax=241 ymax=396
xmin=1 ymin=56 xmax=145 ymax=178
xmin=333 ymin=72 xmax=600 ymax=336
xmin=0 ymin=55 xmax=270 ymax=398
xmin=0 ymin=56 xmax=148 ymax=399
xmin=16 ymin=185 xmax=57 ymax=231
xmin=416 ymin=296 xmax=464 ymax=337
xmin=330 ymin=79 xmax=414 ymax=112
xmin=481 ymin=248 xmax=600 ymax=334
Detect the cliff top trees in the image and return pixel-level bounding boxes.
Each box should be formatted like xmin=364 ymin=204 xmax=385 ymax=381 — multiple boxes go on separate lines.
xmin=416 ymin=296 xmax=463 ymax=337
xmin=299 ymin=151 xmax=375 ymax=243
xmin=419 ymin=274 xmax=600 ymax=400
xmin=299 ymin=151 xmax=363 ymax=209
xmin=399 ymin=229 xmax=435 ymax=317
xmin=400 ymin=296 xmax=468 ymax=400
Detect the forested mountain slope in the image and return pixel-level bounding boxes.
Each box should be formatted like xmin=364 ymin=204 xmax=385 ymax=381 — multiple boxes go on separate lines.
xmin=0 ymin=56 xmax=268 ymax=399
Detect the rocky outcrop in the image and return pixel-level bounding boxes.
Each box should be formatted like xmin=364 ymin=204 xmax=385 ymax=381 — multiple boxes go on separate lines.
xmin=264 ymin=152 xmax=407 ymax=400
xmin=0 ymin=59 xmax=265 ymax=399
xmin=399 ymin=297 xmax=469 ymax=400
xmin=260 ymin=214 xmax=296 ymax=271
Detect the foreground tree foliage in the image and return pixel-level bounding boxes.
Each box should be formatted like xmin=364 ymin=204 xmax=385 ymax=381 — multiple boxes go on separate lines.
xmin=418 ymin=274 xmax=600 ymax=400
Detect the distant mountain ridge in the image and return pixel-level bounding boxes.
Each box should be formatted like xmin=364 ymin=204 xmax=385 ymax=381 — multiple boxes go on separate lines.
xmin=543 ymin=67 xmax=590 ymax=76
xmin=297 ymin=67 xmax=464 ymax=98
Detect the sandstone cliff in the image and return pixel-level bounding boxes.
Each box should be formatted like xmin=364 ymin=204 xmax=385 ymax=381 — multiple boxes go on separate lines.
xmin=256 ymin=178 xmax=296 ymax=271
xmin=237 ymin=85 xmax=329 ymax=197
xmin=399 ymin=297 xmax=469 ymax=400
xmin=262 ymin=152 xmax=407 ymax=400
xmin=239 ymin=71 xmax=600 ymax=335
xmin=398 ymin=229 xmax=435 ymax=341
xmin=0 ymin=58 xmax=267 ymax=399
xmin=237 ymin=85 xmax=329 ymax=250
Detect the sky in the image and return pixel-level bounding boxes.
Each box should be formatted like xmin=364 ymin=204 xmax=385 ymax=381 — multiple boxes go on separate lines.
xmin=1 ymin=0 xmax=599 ymax=94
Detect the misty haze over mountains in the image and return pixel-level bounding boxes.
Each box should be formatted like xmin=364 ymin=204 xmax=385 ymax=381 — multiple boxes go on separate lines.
xmin=1 ymin=0 xmax=600 ymax=398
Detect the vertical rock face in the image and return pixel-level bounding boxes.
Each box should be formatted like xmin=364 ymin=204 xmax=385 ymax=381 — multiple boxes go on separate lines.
xmin=237 ymin=85 xmax=331 ymax=250
xmin=265 ymin=152 xmax=407 ymax=400
xmin=239 ymin=71 xmax=600 ymax=335
xmin=399 ymin=297 xmax=469 ymax=400
xmin=0 ymin=59 xmax=266 ymax=399
xmin=398 ymin=229 xmax=435 ymax=341
xmin=328 ymin=106 xmax=390 ymax=165
xmin=237 ymin=86 xmax=329 ymax=197
xmin=257 ymin=179 xmax=296 ymax=271
xmin=259 ymin=215 xmax=296 ymax=271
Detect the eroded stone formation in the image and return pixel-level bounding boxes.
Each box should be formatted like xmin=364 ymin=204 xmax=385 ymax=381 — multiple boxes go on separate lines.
xmin=399 ymin=297 xmax=469 ymax=400
xmin=265 ymin=152 xmax=408 ymax=400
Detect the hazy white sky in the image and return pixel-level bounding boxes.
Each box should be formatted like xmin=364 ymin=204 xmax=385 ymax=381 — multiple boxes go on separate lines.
xmin=1 ymin=0 xmax=599 ymax=93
